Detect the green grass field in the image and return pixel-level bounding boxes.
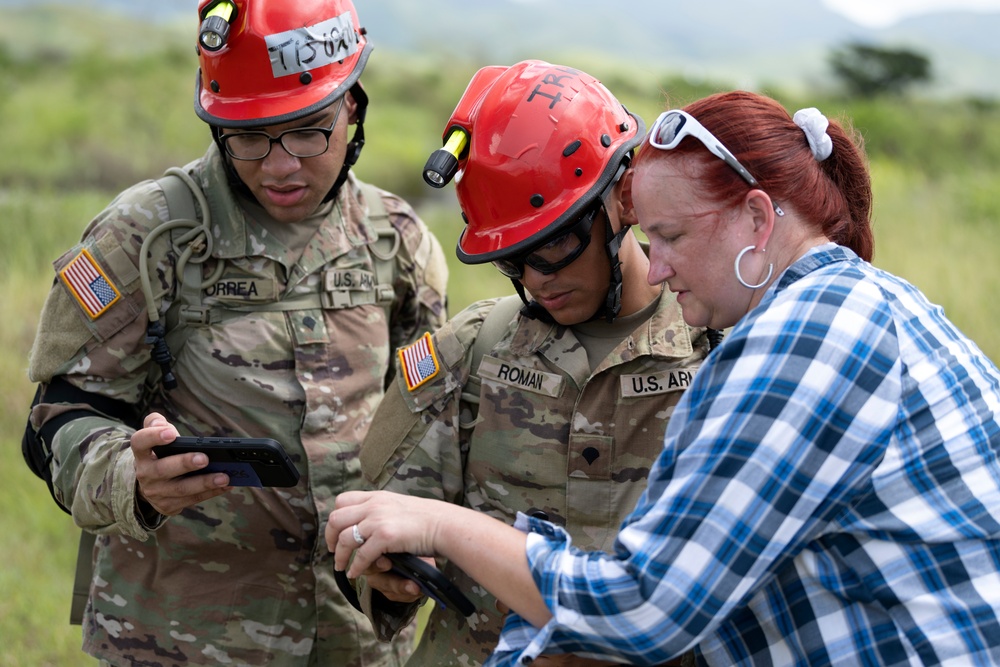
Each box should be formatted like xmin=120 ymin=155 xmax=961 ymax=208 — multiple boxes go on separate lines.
xmin=2 ymin=7 xmax=999 ymax=663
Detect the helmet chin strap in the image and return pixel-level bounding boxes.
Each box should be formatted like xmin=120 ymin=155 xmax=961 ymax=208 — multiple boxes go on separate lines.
xmin=210 ymin=82 xmax=369 ymax=208
xmin=513 ymin=280 xmax=556 ymax=324
xmin=597 ymin=212 xmax=628 ymax=323
xmin=327 ymin=82 xmax=368 ymax=203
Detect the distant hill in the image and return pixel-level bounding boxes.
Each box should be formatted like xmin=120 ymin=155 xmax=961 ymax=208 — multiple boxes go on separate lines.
xmin=2 ymin=0 xmax=998 ymax=98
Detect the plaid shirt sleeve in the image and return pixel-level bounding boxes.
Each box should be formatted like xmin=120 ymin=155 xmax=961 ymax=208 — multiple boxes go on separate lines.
xmin=487 ymin=245 xmax=1000 ymax=667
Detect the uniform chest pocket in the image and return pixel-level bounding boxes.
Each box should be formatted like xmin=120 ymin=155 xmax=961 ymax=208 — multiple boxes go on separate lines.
xmin=611 ymin=382 xmax=691 ymax=472
xmin=322 ymin=263 xmax=393 ymax=310
xmin=465 ymin=380 xmax=573 ymax=516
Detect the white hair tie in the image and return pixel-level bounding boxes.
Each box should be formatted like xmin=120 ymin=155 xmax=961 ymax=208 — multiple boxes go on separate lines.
xmin=793 ymin=107 xmax=833 ymax=161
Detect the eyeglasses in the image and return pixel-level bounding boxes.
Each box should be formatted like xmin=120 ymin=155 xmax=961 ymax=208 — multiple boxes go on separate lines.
xmin=220 ymin=97 xmax=346 ymax=161
xmin=491 ymin=203 xmax=601 ymax=279
xmin=648 ymin=110 xmax=784 ymax=216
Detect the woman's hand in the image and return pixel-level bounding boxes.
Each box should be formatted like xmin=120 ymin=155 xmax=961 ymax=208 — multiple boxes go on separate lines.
xmin=327 ymin=490 xmax=450 ymax=577
xmin=328 ymin=489 xmax=550 ymax=627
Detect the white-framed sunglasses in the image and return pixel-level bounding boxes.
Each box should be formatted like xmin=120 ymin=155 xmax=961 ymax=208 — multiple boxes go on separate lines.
xmin=648 ymin=110 xmax=784 ymax=216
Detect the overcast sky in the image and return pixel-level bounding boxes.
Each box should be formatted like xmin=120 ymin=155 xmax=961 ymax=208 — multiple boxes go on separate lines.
xmin=822 ymin=0 xmax=1000 ymax=27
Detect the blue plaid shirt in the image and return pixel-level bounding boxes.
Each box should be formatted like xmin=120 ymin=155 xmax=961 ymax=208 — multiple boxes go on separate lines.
xmin=488 ymin=244 xmax=1000 ymax=666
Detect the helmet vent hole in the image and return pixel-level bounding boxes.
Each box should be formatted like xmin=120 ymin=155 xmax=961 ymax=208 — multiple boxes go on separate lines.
xmin=600 ymin=134 xmax=612 ymax=147
xmin=300 ymin=72 xmax=313 ymax=85
xmin=562 ymin=140 xmax=581 ymax=157
xmin=530 ymin=194 xmax=545 ymax=208
xmin=619 ymin=122 xmax=630 ymax=132
xmin=210 ymin=80 xmax=220 ymax=93
xmin=575 ymin=168 xmax=583 ymax=177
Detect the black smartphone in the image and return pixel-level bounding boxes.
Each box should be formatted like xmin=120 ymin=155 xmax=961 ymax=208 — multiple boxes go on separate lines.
xmin=153 ymin=436 xmax=300 ymax=487
xmin=333 ymin=552 xmax=475 ymax=617
xmin=386 ymin=553 xmax=475 ymax=616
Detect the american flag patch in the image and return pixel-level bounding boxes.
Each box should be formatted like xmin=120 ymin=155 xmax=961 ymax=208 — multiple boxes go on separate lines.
xmin=398 ymin=332 xmax=440 ymax=391
xmin=59 ymin=248 xmax=121 ymax=319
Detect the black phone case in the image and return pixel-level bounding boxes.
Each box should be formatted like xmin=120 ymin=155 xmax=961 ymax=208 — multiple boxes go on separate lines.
xmin=387 ymin=553 xmax=476 ymax=616
xmin=153 ymin=436 xmax=300 ymax=487
xmin=333 ymin=553 xmax=476 ymax=617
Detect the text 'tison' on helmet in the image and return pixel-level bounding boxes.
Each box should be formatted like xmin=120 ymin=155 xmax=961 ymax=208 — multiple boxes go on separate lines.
xmin=434 ymin=60 xmax=644 ymax=265
xmin=194 ymin=0 xmax=372 ymax=128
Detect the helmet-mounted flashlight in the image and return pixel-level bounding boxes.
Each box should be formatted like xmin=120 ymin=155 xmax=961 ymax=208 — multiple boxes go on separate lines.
xmin=423 ymin=128 xmax=469 ymax=188
xmin=199 ymin=0 xmax=236 ymax=52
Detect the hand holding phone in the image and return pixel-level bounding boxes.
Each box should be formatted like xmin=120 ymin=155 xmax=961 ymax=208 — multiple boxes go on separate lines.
xmin=153 ymin=436 xmax=300 ymax=487
xmin=334 ymin=553 xmax=475 ymax=617
xmin=386 ymin=553 xmax=475 ymax=616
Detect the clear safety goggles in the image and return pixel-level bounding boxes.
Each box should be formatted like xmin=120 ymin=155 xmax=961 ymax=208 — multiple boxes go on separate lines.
xmin=491 ymin=203 xmax=602 ymax=279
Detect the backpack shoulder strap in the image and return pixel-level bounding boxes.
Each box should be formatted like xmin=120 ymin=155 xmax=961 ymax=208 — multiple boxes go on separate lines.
xmin=460 ymin=295 xmax=524 ymax=409
xmin=157 ymin=171 xmax=198 ymax=223
xmin=155 ymin=173 xmax=202 ymax=362
xmin=472 ymin=295 xmax=523 ymax=379
xmin=356 ymin=180 xmax=400 ymax=312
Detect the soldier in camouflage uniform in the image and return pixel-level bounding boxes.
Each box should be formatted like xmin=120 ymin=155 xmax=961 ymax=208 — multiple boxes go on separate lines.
xmin=22 ymin=1 xmax=447 ymax=665
xmin=347 ymin=61 xmax=711 ymax=666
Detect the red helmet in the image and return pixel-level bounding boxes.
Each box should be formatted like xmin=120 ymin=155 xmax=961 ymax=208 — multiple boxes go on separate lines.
xmin=440 ymin=60 xmax=643 ymax=264
xmin=194 ymin=0 xmax=371 ymax=128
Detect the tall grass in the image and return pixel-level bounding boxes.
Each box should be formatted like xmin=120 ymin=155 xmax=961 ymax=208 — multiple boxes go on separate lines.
xmin=0 ymin=192 xmax=110 ymax=666
xmin=870 ymin=161 xmax=1000 ymax=358
xmin=2 ymin=7 xmax=998 ymax=665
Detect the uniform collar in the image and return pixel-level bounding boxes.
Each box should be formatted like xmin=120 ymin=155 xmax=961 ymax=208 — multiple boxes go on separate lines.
xmin=507 ymin=288 xmax=696 ymax=369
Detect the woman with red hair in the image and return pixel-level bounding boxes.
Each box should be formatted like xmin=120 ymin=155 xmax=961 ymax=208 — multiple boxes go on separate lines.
xmin=328 ymin=90 xmax=1000 ymax=667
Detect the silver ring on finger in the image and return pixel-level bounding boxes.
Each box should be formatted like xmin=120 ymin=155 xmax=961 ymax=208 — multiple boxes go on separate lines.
xmin=352 ymin=524 xmax=365 ymax=545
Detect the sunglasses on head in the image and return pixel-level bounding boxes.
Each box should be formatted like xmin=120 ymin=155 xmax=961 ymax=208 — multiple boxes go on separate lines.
xmin=490 ymin=203 xmax=602 ymax=279
xmin=648 ymin=110 xmax=784 ymax=216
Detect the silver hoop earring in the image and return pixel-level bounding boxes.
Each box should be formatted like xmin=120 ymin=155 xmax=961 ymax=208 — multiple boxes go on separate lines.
xmin=734 ymin=245 xmax=774 ymax=290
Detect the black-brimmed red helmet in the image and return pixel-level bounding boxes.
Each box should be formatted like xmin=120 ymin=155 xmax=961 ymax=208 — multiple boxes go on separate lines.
xmin=434 ymin=60 xmax=643 ymax=265
xmin=194 ymin=0 xmax=371 ymax=128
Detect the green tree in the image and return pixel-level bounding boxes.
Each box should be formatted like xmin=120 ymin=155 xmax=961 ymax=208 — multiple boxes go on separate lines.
xmin=829 ymin=43 xmax=932 ymax=98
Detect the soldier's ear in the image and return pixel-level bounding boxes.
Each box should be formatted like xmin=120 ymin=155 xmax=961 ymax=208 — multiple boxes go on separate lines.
xmin=619 ymin=169 xmax=638 ymax=227
xmin=345 ymin=90 xmax=360 ymax=125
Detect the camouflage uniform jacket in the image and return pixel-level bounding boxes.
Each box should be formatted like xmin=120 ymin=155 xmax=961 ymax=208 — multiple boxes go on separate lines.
xmin=360 ymin=293 xmax=708 ymax=666
xmin=26 ymin=144 xmax=448 ymax=666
